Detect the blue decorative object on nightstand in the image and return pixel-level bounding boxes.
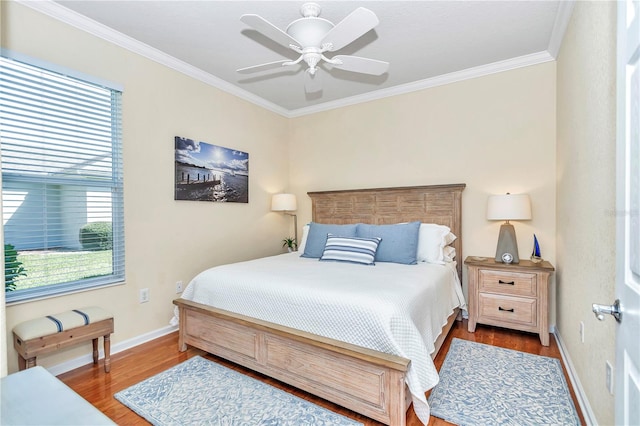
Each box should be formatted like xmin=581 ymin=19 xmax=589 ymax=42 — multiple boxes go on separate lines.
xmin=531 ymin=234 xmax=542 ymax=262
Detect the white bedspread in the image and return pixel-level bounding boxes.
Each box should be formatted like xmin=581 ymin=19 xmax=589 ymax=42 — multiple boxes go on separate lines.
xmin=172 ymin=252 xmax=466 ymax=424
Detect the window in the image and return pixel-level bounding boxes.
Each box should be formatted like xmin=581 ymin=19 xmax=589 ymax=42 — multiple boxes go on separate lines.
xmin=1 ymin=55 xmax=124 ymax=303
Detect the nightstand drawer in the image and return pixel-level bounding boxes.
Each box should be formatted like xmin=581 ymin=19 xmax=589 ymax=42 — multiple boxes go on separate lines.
xmin=478 ymin=293 xmax=537 ymax=326
xmin=479 ymin=270 xmax=536 ymax=297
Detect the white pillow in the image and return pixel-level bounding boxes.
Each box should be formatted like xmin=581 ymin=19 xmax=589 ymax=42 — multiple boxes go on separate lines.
xmin=443 ymin=246 xmax=456 ymax=262
xmin=417 ymin=223 xmax=457 ymax=264
xmin=297 ymin=224 xmax=310 ymax=253
xmin=444 ymin=231 xmax=456 ymax=246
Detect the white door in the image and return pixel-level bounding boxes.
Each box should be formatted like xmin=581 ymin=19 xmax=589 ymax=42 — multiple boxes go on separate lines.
xmin=615 ymin=1 xmax=640 ymax=423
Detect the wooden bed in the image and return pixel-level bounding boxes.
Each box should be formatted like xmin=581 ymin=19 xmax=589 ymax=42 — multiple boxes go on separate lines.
xmin=173 ymin=183 xmax=465 ymax=426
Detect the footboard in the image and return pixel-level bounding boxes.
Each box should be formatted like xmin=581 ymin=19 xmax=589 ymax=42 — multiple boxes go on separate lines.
xmin=173 ymin=298 xmax=410 ymax=426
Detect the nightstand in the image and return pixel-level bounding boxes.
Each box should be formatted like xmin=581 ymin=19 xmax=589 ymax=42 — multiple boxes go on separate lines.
xmin=465 ymin=256 xmax=555 ymax=346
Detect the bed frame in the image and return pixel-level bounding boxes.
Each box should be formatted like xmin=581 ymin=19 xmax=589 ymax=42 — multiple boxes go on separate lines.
xmin=174 ymin=184 xmax=465 ymax=426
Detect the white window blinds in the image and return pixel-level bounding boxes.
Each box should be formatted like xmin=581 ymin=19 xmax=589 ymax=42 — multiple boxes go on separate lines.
xmin=1 ymin=56 xmax=124 ymax=302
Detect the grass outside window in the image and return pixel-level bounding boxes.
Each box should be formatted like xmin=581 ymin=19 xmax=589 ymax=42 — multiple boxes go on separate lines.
xmin=13 ymin=250 xmax=113 ymax=291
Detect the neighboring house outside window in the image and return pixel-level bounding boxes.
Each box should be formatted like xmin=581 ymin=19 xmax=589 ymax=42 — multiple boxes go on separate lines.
xmin=0 ymin=55 xmax=124 ymax=303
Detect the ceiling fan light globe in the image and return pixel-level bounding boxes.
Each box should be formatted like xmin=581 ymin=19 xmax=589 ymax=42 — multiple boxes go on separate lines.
xmin=286 ymin=18 xmax=334 ymax=48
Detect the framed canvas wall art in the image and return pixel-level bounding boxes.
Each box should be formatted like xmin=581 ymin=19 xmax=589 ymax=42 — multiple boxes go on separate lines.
xmin=175 ymin=136 xmax=249 ymax=203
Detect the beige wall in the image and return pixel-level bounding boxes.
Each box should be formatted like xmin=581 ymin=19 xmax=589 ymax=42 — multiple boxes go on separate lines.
xmin=289 ymin=63 xmax=557 ymax=306
xmin=556 ymin=2 xmax=617 ymax=424
xmin=1 ymin=2 xmax=290 ymax=373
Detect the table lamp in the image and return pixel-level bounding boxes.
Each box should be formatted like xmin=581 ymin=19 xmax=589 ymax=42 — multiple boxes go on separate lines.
xmin=487 ymin=193 xmax=531 ymax=263
xmin=272 ymin=193 xmax=298 ymax=250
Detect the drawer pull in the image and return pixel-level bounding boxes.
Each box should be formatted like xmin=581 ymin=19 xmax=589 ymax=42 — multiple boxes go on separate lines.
xmin=498 ymin=307 xmax=515 ymax=312
xmin=498 ymin=280 xmax=515 ymax=285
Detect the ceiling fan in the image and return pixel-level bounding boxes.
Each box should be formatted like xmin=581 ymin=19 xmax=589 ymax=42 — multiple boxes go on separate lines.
xmin=237 ymin=2 xmax=389 ymax=93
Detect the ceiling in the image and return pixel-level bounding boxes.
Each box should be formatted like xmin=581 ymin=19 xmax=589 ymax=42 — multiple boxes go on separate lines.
xmin=28 ymin=1 xmax=572 ymax=117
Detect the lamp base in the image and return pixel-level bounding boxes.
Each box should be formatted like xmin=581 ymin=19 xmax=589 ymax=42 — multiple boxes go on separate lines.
xmin=495 ymin=223 xmax=520 ymax=263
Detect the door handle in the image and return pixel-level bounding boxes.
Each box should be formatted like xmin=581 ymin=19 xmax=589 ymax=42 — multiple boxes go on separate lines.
xmin=592 ymin=299 xmax=622 ymax=323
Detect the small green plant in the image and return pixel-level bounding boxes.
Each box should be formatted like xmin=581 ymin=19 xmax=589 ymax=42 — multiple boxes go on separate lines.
xmin=79 ymin=222 xmax=113 ymax=251
xmin=282 ymin=237 xmax=297 ymax=251
xmin=5 ymin=244 xmax=26 ymax=292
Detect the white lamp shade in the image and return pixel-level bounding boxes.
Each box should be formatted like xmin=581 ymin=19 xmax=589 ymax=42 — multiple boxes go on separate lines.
xmin=271 ymin=193 xmax=297 ymax=211
xmin=487 ymin=193 xmax=532 ymax=221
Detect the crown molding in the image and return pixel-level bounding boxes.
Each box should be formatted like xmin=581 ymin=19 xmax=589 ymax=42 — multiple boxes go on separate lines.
xmin=17 ymin=0 xmax=291 ymax=117
xmin=548 ymin=0 xmax=575 ymax=58
xmin=288 ymin=51 xmax=555 ymax=117
xmin=19 ymin=0 xmax=559 ymax=119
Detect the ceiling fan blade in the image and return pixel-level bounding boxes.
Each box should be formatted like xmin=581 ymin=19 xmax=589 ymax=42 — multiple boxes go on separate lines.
xmin=330 ymin=55 xmax=389 ymax=75
xmin=237 ymin=60 xmax=291 ymax=74
xmin=304 ymin=69 xmax=322 ymax=93
xmin=241 ymin=14 xmax=301 ymax=48
xmin=321 ymin=8 xmax=379 ymax=51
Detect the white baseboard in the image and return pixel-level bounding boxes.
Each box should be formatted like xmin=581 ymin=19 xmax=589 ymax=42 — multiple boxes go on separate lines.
xmin=552 ymin=326 xmax=598 ymax=425
xmin=47 ymin=325 xmax=178 ymax=377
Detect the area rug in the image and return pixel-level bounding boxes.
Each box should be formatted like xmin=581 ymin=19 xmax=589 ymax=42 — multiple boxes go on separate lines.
xmin=428 ymin=338 xmax=580 ymax=426
xmin=114 ymin=356 xmax=362 ymax=426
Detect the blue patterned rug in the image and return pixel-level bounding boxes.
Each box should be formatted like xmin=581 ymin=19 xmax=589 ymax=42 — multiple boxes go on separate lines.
xmin=428 ymin=338 xmax=580 ymax=426
xmin=115 ymin=356 xmax=362 ymax=426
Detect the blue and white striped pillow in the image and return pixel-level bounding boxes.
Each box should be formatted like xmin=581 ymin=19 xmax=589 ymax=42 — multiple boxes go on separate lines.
xmin=319 ymin=234 xmax=382 ymax=265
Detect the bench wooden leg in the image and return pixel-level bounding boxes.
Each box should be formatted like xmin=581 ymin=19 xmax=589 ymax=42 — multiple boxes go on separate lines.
xmin=18 ymin=355 xmax=36 ymax=370
xmin=18 ymin=355 xmax=26 ymax=371
xmin=92 ymin=338 xmax=99 ymax=365
xmin=103 ymin=334 xmax=111 ymax=373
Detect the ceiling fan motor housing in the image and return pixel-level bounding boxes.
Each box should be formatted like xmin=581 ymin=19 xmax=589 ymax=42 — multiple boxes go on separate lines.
xmin=300 ymin=3 xmax=321 ymax=18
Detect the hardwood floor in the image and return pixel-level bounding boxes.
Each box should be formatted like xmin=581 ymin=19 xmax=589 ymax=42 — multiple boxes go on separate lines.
xmin=57 ymin=320 xmax=585 ymax=425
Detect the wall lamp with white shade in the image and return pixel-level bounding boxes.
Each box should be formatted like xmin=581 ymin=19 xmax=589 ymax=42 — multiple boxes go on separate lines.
xmin=487 ymin=193 xmax=532 ymax=263
xmin=271 ymin=193 xmax=298 ymax=250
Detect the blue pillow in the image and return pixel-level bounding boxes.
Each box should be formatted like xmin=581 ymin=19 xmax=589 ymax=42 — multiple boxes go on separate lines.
xmin=320 ymin=234 xmax=382 ymax=265
xmin=301 ymin=223 xmax=358 ymax=258
xmin=356 ymin=221 xmax=421 ymax=264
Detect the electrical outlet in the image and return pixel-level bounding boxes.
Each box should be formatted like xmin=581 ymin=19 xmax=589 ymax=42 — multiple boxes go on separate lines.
xmin=579 ymin=321 xmax=585 ymax=343
xmin=139 ymin=288 xmax=149 ymax=303
xmin=606 ymin=361 xmax=614 ymax=394
xmin=176 ymin=280 xmax=183 ymax=294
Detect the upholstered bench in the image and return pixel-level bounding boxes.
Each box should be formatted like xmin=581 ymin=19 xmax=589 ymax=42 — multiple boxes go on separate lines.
xmin=1 ymin=366 xmax=116 ymax=425
xmin=12 ymin=306 xmax=114 ymax=372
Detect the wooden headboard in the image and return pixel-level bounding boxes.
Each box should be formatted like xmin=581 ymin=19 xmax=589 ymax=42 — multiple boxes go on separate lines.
xmin=308 ymin=184 xmax=466 ymax=279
